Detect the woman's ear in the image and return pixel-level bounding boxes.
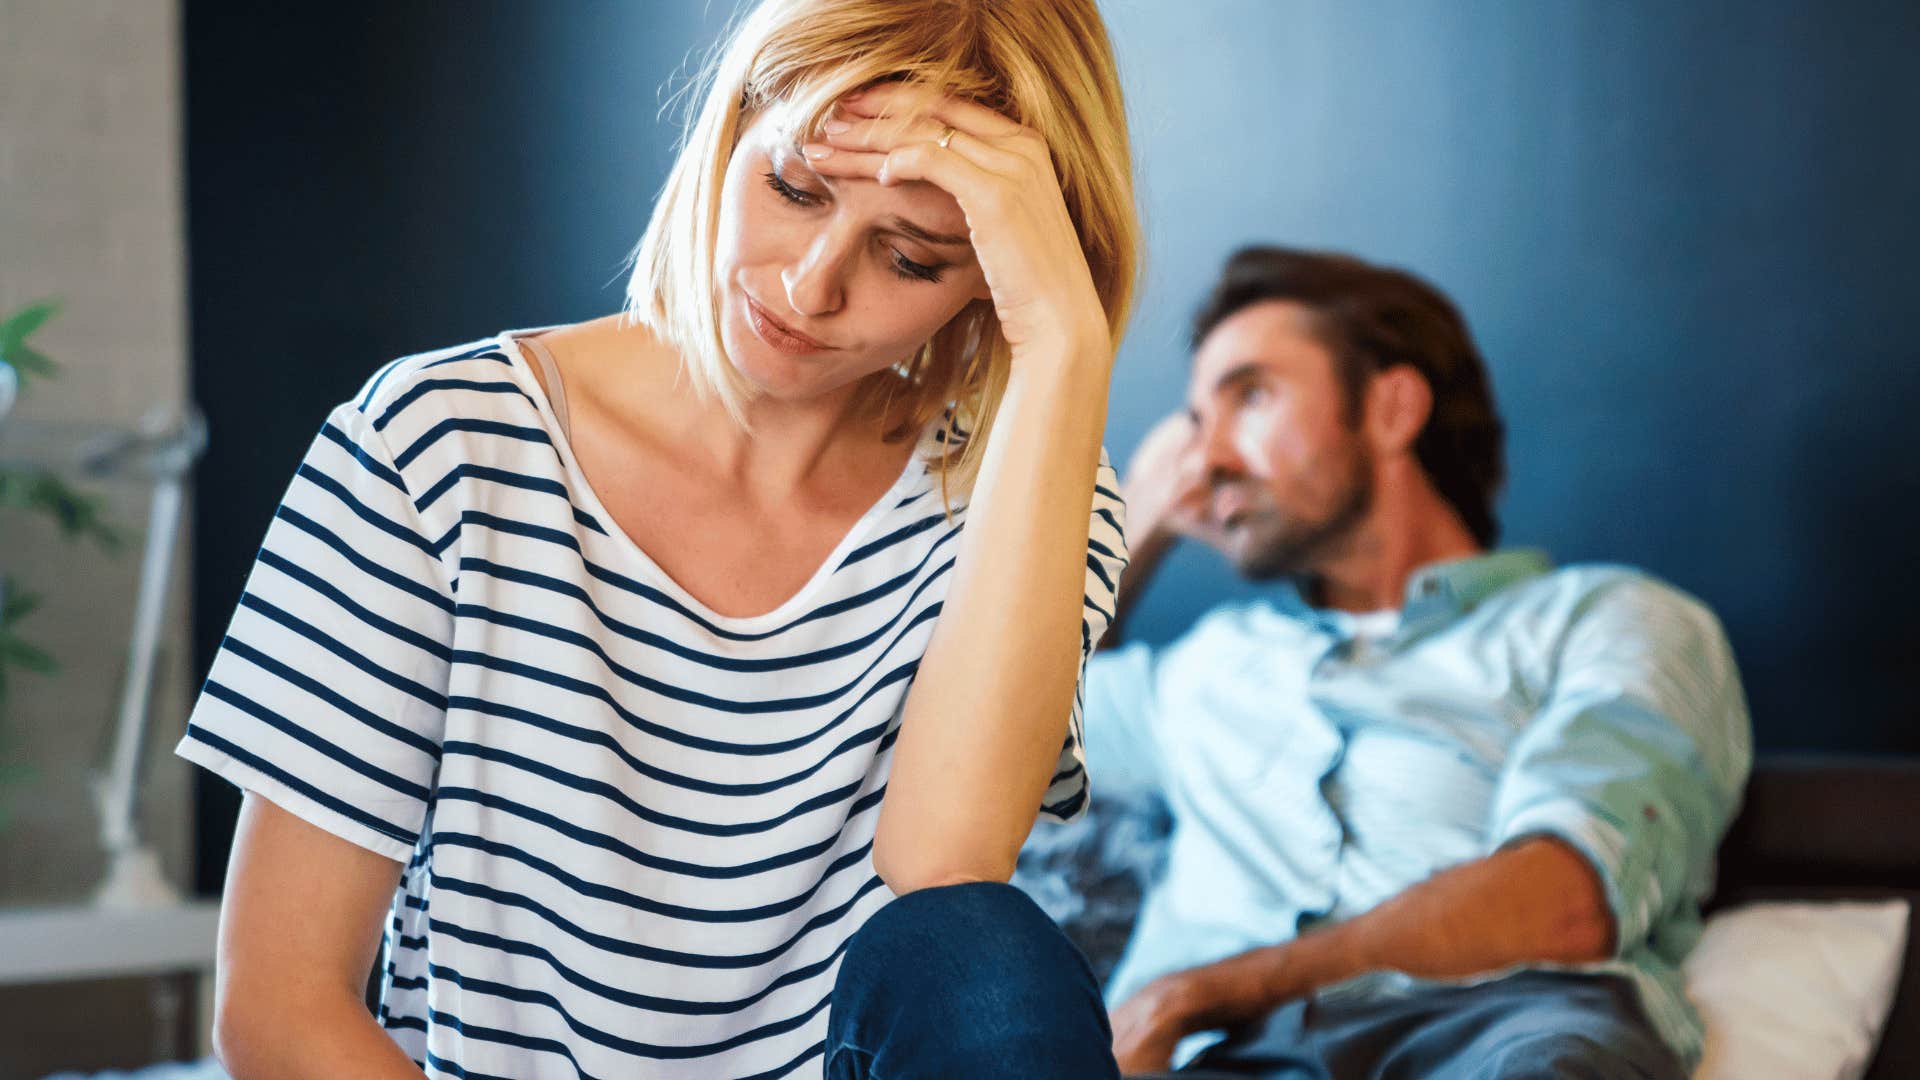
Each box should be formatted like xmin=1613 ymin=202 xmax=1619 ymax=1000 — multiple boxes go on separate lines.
xmin=1364 ymin=364 xmax=1432 ymax=456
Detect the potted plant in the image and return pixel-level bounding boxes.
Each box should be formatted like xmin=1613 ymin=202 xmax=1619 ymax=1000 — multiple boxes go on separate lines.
xmin=0 ymin=301 xmax=122 ymax=829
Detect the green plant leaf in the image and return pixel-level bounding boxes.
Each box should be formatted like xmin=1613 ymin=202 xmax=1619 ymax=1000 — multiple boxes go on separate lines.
xmin=1 ymin=586 xmax=41 ymax=622
xmin=0 ymin=300 xmax=59 ymax=347
xmin=0 ymin=636 xmax=58 ymax=674
xmin=5 ymin=344 xmax=55 ymax=379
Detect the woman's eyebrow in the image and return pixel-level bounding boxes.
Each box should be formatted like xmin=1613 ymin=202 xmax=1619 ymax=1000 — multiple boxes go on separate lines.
xmin=888 ymin=216 xmax=970 ymax=248
xmin=777 ymin=141 xmax=971 ymax=249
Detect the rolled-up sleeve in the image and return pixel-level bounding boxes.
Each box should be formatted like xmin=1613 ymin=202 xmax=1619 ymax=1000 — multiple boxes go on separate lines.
xmin=1490 ymin=574 xmax=1752 ymax=955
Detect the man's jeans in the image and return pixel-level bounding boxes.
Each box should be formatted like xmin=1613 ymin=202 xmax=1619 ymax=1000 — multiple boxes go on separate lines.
xmin=824 ymin=881 xmax=1685 ymax=1079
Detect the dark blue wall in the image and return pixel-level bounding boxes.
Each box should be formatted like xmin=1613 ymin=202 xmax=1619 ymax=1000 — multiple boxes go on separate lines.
xmin=1097 ymin=1 xmax=1919 ymax=757
xmin=186 ymin=1 xmax=1918 ymax=885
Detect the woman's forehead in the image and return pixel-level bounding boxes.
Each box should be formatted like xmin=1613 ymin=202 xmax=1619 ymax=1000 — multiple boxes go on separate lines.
xmin=741 ymin=108 xmax=970 ymax=235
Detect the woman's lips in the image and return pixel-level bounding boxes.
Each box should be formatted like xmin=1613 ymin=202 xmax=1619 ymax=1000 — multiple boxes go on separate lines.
xmin=744 ymin=294 xmax=833 ymax=355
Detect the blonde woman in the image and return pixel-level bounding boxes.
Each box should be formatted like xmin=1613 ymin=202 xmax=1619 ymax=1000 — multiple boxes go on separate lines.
xmin=177 ymin=0 xmax=1138 ymax=1076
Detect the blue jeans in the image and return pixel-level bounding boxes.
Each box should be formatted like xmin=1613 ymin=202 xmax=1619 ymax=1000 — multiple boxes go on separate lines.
xmin=824 ymin=882 xmax=1684 ymax=1079
xmin=825 ymin=880 xmax=1123 ymax=1078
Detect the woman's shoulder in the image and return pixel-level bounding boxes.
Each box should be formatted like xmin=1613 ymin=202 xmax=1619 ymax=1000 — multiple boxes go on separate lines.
xmin=337 ymin=331 xmax=545 ymax=443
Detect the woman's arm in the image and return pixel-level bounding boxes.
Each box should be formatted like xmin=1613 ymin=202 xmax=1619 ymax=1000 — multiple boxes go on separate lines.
xmin=212 ymin=792 xmax=424 ymax=1079
xmin=877 ymin=344 xmax=1113 ymax=891
xmin=807 ymin=86 xmax=1121 ymax=892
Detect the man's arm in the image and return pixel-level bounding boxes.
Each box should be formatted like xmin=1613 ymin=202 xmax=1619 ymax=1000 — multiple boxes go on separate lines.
xmin=1109 ymin=835 xmax=1611 ymax=1070
xmin=1113 ymin=572 xmax=1751 ymax=1073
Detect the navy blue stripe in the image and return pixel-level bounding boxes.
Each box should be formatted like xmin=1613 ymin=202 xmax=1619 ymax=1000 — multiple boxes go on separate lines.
xmin=420 ymin=344 xmax=510 ymax=371
xmin=838 ymin=510 xmax=948 ymax=570
xmin=431 ymin=827 xmax=876 ymax=922
xmin=1085 ymin=551 xmax=1116 ymax=595
xmin=442 ymin=688 xmax=904 ymax=795
xmin=417 ymin=878 xmax=880 ymax=1017
xmin=355 ymin=357 xmax=409 ymax=412
xmin=317 ymin=421 xmax=405 ymax=492
xmin=201 ymin=680 xmax=432 ymax=801
xmin=294 ymin=462 xmax=443 ymax=557
xmin=431 ymin=783 xmax=886 ymax=881
xmin=449 ymin=628 xmax=926 ymax=747
xmin=458 ymin=541 xmax=955 ymax=672
xmin=429 ymin=866 xmax=886 ymax=970
xmin=182 ymin=725 xmax=418 ymax=846
xmin=240 ymin=592 xmax=447 ymax=709
xmin=415 ymin=462 xmax=565 ymax=514
xmin=257 ymin=549 xmax=451 ymax=662
xmin=221 ymin=636 xmax=441 ymax=759
xmin=457 ymin=502 xmax=965 ymax=644
xmin=425 ymin=1020 xmax=601 ymax=1080
xmin=1042 ymin=781 xmax=1088 ymax=820
xmin=393 ymin=417 xmax=554 ymax=471
xmin=274 ymin=505 xmax=453 ymax=613
xmin=422 ymin=963 xmax=841 ymax=1062
xmin=449 ymin=596 xmax=940 ymax=714
xmin=438 ymin=740 xmax=865 ymax=837
xmin=375 ymin=378 xmax=529 ymax=433
xmin=737 ymin=1040 xmax=827 ymax=1080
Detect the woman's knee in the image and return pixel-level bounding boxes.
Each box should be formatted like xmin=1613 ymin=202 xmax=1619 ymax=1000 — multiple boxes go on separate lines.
xmin=840 ymin=881 xmax=1087 ymax=992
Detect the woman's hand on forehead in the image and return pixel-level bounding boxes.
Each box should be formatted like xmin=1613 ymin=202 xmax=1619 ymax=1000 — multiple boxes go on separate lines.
xmin=800 ymin=83 xmax=1111 ymax=365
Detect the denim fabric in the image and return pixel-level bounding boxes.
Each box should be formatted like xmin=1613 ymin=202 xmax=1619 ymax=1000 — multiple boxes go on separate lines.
xmin=825 ymin=881 xmax=1122 ymax=1079
xmin=1152 ymin=971 xmax=1687 ymax=1080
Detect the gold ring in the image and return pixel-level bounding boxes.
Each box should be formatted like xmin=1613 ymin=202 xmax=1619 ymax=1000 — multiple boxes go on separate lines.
xmin=936 ymin=124 xmax=957 ymax=150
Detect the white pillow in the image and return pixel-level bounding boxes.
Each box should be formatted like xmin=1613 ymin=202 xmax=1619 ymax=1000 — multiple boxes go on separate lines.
xmin=1686 ymin=899 xmax=1910 ymax=1080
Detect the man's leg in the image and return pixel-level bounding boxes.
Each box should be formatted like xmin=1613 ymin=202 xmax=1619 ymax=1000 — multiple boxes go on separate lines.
xmin=824 ymin=881 xmax=1123 ymax=1079
xmin=1302 ymin=972 xmax=1687 ymax=1080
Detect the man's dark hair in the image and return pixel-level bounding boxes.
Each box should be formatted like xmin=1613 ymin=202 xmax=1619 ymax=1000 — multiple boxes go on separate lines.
xmin=1190 ymin=246 xmax=1508 ymax=547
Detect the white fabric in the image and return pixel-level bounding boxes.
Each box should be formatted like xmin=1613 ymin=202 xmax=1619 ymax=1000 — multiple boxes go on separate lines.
xmin=1686 ymin=899 xmax=1910 ymax=1080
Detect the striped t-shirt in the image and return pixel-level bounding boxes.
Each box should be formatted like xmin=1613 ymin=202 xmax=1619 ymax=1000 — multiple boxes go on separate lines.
xmin=174 ymin=329 xmax=1129 ymax=1079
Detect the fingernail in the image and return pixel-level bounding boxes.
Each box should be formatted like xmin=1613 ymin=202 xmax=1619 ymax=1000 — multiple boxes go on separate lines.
xmin=802 ymin=143 xmax=833 ymax=160
xmin=822 ymin=118 xmax=851 ymax=134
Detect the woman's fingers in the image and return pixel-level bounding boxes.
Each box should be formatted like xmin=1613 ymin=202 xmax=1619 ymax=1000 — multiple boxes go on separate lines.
xmin=813 ymin=112 xmax=1026 ymax=177
xmin=839 ymin=83 xmax=1027 ymax=142
xmin=803 ymin=137 xmax=998 ymax=214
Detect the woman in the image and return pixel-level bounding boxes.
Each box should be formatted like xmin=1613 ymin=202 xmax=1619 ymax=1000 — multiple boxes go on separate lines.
xmin=178 ymin=0 xmax=1138 ymax=1076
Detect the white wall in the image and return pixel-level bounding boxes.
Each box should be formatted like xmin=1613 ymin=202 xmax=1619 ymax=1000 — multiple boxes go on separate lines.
xmin=0 ymin=0 xmax=193 ymax=905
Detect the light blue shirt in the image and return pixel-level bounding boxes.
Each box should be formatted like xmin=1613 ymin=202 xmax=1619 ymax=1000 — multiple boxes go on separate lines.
xmin=1084 ymin=549 xmax=1752 ymax=1068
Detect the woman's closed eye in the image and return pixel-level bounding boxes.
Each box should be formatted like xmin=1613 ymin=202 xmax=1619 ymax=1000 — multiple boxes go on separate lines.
xmin=763 ymin=169 xmax=948 ymax=285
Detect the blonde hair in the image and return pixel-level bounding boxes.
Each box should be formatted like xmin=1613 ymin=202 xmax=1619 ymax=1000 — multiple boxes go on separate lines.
xmin=626 ymin=0 xmax=1139 ymax=505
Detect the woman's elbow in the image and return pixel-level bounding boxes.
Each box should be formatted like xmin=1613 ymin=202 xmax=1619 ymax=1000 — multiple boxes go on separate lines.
xmin=872 ymin=832 xmax=1017 ymax=896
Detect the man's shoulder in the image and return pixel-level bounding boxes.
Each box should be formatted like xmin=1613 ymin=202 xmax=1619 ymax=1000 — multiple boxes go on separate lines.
xmin=1156 ymin=597 xmax=1325 ymax=665
xmin=1497 ymin=562 xmax=1730 ymax=647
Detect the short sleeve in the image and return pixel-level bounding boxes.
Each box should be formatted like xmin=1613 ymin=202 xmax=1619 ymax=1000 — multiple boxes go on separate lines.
xmin=1036 ymin=448 xmax=1129 ymax=824
xmin=1489 ymin=575 xmax=1752 ymax=955
xmin=174 ymin=391 xmax=457 ymax=863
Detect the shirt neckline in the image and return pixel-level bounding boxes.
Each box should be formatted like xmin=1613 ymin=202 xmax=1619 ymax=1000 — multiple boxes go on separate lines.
xmin=498 ymin=327 xmax=940 ymax=634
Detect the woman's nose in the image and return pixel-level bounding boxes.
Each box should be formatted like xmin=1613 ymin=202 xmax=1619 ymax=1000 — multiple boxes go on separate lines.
xmin=781 ymin=230 xmax=848 ymax=318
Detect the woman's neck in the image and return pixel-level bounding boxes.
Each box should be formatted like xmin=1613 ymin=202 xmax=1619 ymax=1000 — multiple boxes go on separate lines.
xmin=574 ymin=314 xmax=888 ymax=502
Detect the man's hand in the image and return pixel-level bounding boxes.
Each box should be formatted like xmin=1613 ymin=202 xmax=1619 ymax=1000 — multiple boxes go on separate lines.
xmin=1109 ymin=953 xmax=1281 ymax=1073
xmin=1109 ymin=969 xmax=1211 ymax=1074
xmin=1121 ymin=411 xmax=1222 ymax=552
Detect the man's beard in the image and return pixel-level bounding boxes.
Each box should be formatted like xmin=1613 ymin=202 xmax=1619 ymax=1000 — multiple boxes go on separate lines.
xmin=1229 ymin=444 xmax=1374 ymax=581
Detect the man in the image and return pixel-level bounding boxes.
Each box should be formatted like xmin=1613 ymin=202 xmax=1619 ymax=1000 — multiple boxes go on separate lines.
xmin=1087 ymin=247 xmax=1751 ymax=1078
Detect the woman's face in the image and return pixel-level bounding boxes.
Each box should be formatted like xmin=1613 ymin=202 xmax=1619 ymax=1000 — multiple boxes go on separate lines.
xmin=712 ymin=100 xmax=991 ymax=403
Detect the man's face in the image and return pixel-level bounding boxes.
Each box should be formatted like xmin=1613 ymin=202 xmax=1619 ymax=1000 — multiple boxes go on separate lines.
xmin=1185 ymin=300 xmax=1373 ymax=579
